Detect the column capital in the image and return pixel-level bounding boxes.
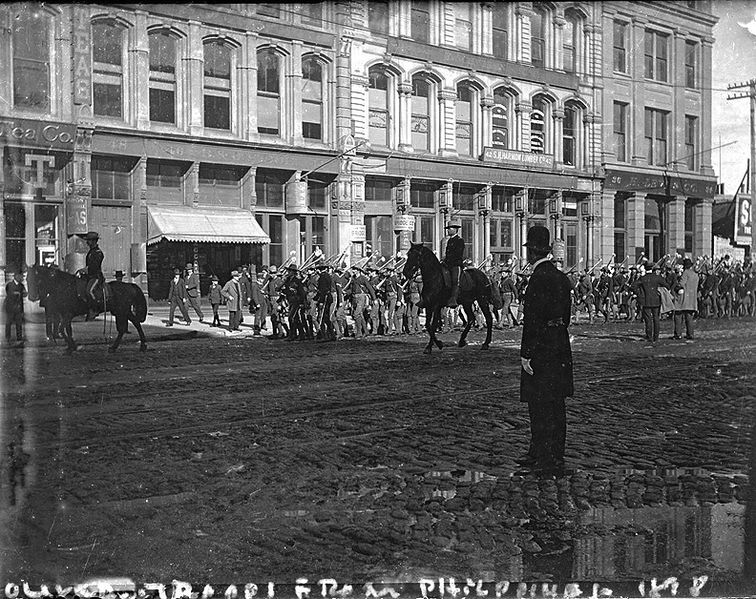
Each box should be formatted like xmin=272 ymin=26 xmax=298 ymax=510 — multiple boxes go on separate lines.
xmin=398 ymin=81 xmax=413 ymax=96
xmin=554 ymin=16 xmax=566 ymax=27
xmin=438 ymin=89 xmax=457 ymax=101
xmin=552 ymin=108 xmax=565 ymax=121
xmin=481 ymin=96 xmax=495 ymax=109
xmin=515 ymin=101 xmax=532 ymax=113
xmin=352 ymin=74 xmax=369 ymax=87
xmin=702 ymin=36 xmax=715 ymax=46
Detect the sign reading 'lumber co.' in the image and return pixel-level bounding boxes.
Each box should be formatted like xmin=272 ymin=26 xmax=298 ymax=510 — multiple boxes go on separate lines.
xmin=483 ymin=147 xmax=555 ymax=168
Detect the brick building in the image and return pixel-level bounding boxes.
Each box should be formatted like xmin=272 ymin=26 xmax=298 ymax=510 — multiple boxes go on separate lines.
xmin=0 ymin=1 xmax=718 ymax=298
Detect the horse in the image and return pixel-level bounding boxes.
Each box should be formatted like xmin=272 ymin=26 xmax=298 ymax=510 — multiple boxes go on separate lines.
xmin=27 ymin=265 xmax=148 ymax=353
xmin=402 ymin=242 xmax=497 ymax=354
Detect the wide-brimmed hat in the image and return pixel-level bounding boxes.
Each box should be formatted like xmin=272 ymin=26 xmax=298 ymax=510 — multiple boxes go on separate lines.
xmin=211 ymin=275 xmax=219 ymax=281
xmin=445 ymin=220 xmax=462 ymax=229
xmin=524 ymin=225 xmax=552 ymax=252
xmin=84 ymin=231 xmax=99 ymax=241
xmin=185 ymin=263 xmax=193 ymax=269
xmin=231 ymin=270 xmax=240 ymax=277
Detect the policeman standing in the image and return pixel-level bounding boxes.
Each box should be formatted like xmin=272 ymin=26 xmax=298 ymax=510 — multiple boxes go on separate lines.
xmin=442 ymin=220 xmax=465 ymax=306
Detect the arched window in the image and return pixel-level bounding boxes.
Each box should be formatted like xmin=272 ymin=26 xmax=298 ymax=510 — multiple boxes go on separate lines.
xmin=531 ymin=94 xmax=551 ymax=154
xmin=257 ymin=48 xmax=280 ymax=135
xmin=530 ymin=7 xmax=546 ymax=68
xmin=368 ymin=66 xmax=390 ymax=147
xmin=492 ymin=87 xmax=515 ymax=149
xmin=411 ymin=75 xmax=433 ymax=152
xmin=204 ymin=40 xmax=232 ymax=130
xmin=302 ymin=57 xmax=324 ymax=141
xmin=149 ymin=30 xmax=177 ymax=124
xmin=563 ymin=103 xmax=579 ymax=166
xmin=92 ymin=19 xmax=125 ymax=118
xmin=12 ymin=9 xmax=50 ymax=111
xmin=456 ymin=82 xmax=478 ymax=157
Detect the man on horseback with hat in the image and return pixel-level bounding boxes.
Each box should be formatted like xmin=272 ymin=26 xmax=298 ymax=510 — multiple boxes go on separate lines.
xmin=77 ymin=231 xmax=105 ymax=320
xmin=442 ymin=220 xmax=465 ymax=307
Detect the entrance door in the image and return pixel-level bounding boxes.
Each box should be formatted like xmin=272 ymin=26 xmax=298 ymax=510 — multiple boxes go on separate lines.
xmin=90 ymin=205 xmax=132 ymax=278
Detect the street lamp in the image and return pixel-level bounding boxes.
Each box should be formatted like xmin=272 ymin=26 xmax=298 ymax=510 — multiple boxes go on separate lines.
xmin=515 ymin=190 xmax=528 ymax=263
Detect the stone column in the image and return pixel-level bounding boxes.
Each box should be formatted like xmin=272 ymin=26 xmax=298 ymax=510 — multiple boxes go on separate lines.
xmin=517 ymin=101 xmax=532 ymax=152
xmin=398 ymin=81 xmax=413 ymax=152
xmin=554 ymin=14 xmax=565 ymax=72
xmin=64 ymin=123 xmax=94 ymax=273
xmin=289 ymin=41 xmax=304 ymax=145
xmin=350 ymin=173 xmax=366 ymax=263
xmin=439 ymin=89 xmax=458 ymax=158
xmin=244 ymin=32 xmax=260 ymax=139
xmin=132 ymin=157 xmax=148 ymax=291
xmin=673 ymin=29 xmax=688 ymax=170
xmin=351 ymin=74 xmax=369 ymax=143
xmin=626 ymin=192 xmax=647 ymax=262
xmin=667 ymin=196 xmax=686 ymax=256
xmin=481 ymin=185 xmax=493 ymax=262
xmin=241 ymin=166 xmax=257 ymax=212
xmin=552 ymin=108 xmax=564 ymax=163
xmin=516 ymin=5 xmax=533 ymax=63
xmin=480 ymin=2 xmax=493 ymax=55
xmin=480 ymin=96 xmax=494 ymax=150
xmin=693 ymin=199 xmax=712 ymax=257
xmin=630 ymin=16 xmax=648 ymax=166
xmin=0 ymin=147 xmax=5 ymax=281
xmin=187 ymin=162 xmax=199 ymax=207
xmin=187 ymin=21 xmax=204 ymax=136
xmin=598 ymin=189 xmax=616 ymax=264
xmin=700 ymin=37 xmax=715 ymax=175
xmin=132 ymin=11 xmax=150 ymax=129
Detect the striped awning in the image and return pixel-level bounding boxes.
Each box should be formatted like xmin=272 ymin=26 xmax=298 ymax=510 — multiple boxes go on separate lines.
xmin=147 ymin=205 xmax=270 ymax=245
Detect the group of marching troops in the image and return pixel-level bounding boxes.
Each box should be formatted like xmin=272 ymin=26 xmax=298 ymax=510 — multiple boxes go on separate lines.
xmin=196 ymin=248 xmax=755 ymax=340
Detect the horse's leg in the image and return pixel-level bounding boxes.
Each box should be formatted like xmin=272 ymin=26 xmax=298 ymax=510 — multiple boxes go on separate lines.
xmin=62 ymin=318 xmax=76 ymax=353
xmin=129 ymin=312 xmax=147 ymax=352
xmin=423 ymin=306 xmax=435 ymax=354
xmin=433 ymin=306 xmax=444 ymax=350
xmin=108 ymin=315 xmax=126 ymax=353
xmin=479 ymin=300 xmax=493 ymax=350
xmin=458 ymin=302 xmax=475 ymax=347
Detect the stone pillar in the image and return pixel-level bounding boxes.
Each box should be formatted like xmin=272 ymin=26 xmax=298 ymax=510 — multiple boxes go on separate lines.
xmin=398 ymin=81 xmax=413 ymax=152
xmin=187 ymin=21 xmax=204 ymax=136
xmin=0 ymin=148 xmax=5 ymax=282
xmin=552 ymin=108 xmax=564 ymax=163
xmin=667 ymin=196 xmax=686 ymax=256
xmin=554 ymin=14 xmax=565 ymax=72
xmin=64 ymin=122 xmax=94 ymax=273
xmin=480 ymin=185 xmax=493 ymax=262
xmin=132 ymin=11 xmax=150 ymax=129
xmin=516 ymin=5 xmax=533 ymax=63
xmin=693 ymin=199 xmax=712 ymax=257
xmin=351 ymin=74 xmax=369 ymax=143
xmin=630 ymin=16 xmax=648 ymax=166
xmin=133 ymin=157 xmax=148 ymax=291
xmin=244 ymin=32 xmax=260 ymax=139
xmin=396 ymin=177 xmax=412 ymax=255
xmin=480 ymin=2 xmax=493 ymax=55
xmin=439 ymin=89 xmax=458 ymax=158
xmin=517 ymin=101 xmax=532 ymax=153
xmin=289 ymin=41 xmax=304 ymax=145
xmin=700 ymin=37 xmax=715 ymax=175
xmin=351 ymin=173 xmax=366 ymax=263
xmin=627 ymin=192 xmax=647 ymax=262
xmin=598 ymin=189 xmax=616 ymax=264
xmin=481 ymin=96 xmax=494 ymax=150
xmin=241 ymin=166 xmax=257 ymax=211
xmin=673 ymin=29 xmax=688 ymax=171
xmin=187 ymin=162 xmax=199 ymax=207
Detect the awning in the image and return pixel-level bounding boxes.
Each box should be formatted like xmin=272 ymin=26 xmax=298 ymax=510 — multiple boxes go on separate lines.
xmin=147 ymin=205 xmax=271 ymax=245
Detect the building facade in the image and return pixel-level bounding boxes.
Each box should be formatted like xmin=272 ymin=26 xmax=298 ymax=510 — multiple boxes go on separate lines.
xmin=597 ymin=0 xmax=718 ymax=265
xmin=0 ymin=1 xmax=717 ymax=299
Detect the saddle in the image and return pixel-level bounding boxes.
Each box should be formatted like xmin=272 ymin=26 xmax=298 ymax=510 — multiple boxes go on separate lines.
xmin=441 ymin=265 xmax=473 ymax=292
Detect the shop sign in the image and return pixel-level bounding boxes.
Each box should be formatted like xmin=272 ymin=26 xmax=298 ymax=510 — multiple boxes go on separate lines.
xmin=72 ymin=7 xmax=92 ymax=104
xmin=483 ymin=147 xmax=555 ymax=169
xmin=66 ymin=194 xmax=89 ymax=235
xmin=0 ymin=117 xmax=76 ymax=150
xmin=604 ymin=168 xmax=717 ymax=199
xmin=394 ymin=215 xmax=415 ymax=232
xmin=552 ymin=239 xmax=565 ymax=262
xmin=284 ymin=179 xmax=308 ymax=214
xmin=735 ymin=192 xmax=752 ymax=245
xmin=351 ymin=224 xmax=366 ymax=242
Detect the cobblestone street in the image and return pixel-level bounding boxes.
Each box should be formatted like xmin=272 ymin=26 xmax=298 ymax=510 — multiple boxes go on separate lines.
xmin=1 ymin=314 xmax=754 ymax=589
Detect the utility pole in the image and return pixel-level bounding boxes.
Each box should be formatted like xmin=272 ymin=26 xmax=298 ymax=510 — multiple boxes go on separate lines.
xmin=727 ymin=79 xmax=756 ymax=257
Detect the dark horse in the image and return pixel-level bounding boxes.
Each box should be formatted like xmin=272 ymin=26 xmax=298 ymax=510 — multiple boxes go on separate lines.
xmin=27 ymin=265 xmax=148 ymax=353
xmin=403 ymin=242 xmax=497 ymax=354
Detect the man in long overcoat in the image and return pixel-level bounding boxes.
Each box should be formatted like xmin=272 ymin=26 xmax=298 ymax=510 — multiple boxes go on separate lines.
xmin=518 ymin=226 xmax=574 ymax=473
xmin=222 ymin=270 xmax=243 ymax=331
xmin=673 ymin=258 xmax=699 ymax=340
xmin=632 ymin=264 xmax=670 ymax=342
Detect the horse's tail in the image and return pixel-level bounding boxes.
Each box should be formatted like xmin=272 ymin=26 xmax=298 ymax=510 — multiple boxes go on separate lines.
xmin=132 ymin=285 xmax=148 ymax=322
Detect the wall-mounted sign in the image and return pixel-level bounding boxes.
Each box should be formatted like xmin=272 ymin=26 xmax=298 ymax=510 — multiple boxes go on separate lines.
xmin=394 ymin=215 xmax=415 ymax=232
xmin=552 ymin=239 xmax=566 ymax=262
xmin=483 ymin=147 xmax=555 ymax=169
xmin=285 ymin=179 xmax=308 ymax=215
xmin=604 ymin=168 xmax=717 ymax=199
xmin=66 ymin=193 xmax=89 ymax=235
xmin=72 ymin=7 xmax=92 ymax=105
xmin=0 ymin=118 xmax=76 ymax=150
xmin=735 ymin=192 xmax=752 ymax=245
xmin=351 ymin=224 xmax=366 ymax=242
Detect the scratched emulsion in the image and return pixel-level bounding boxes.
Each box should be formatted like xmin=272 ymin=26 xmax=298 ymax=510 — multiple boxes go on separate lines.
xmin=0 ymin=314 xmax=753 ymax=590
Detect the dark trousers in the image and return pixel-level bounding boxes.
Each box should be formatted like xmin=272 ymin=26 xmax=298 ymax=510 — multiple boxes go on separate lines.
xmin=673 ymin=310 xmax=695 ymax=339
xmin=211 ymin=303 xmax=222 ymax=326
xmin=5 ymin=310 xmax=23 ymax=341
xmin=169 ymin=297 xmax=190 ymax=324
xmin=641 ymin=306 xmax=661 ymax=341
xmin=228 ymin=311 xmax=241 ymax=331
xmin=527 ymin=394 xmax=566 ymax=464
xmin=186 ymin=295 xmax=204 ymax=320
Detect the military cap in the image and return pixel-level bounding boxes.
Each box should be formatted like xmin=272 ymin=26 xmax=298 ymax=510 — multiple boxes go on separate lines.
xmin=286 ymin=264 xmax=298 ymax=272
xmin=173 ymin=268 xmax=181 ymax=275
xmin=186 ymin=263 xmax=193 ymax=269
xmin=269 ymin=265 xmax=278 ymax=274
xmin=231 ymin=269 xmax=240 ymax=276
xmin=211 ymin=275 xmax=219 ymax=281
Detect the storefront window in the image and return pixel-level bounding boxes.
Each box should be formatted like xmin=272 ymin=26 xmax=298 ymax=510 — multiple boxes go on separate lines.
xmin=5 ymin=203 xmax=26 ymax=272
xmin=417 ymin=215 xmax=435 ymax=245
xmin=365 ymin=215 xmax=393 ymax=259
xmin=410 ymin=181 xmax=435 ymax=209
xmin=491 ymin=187 xmax=513 ymax=212
xmin=255 ymin=170 xmax=285 ymax=208
xmin=307 ymin=179 xmax=328 ymax=210
xmin=35 ymin=204 xmax=59 ymax=266
xmin=365 ymin=178 xmax=393 ymax=202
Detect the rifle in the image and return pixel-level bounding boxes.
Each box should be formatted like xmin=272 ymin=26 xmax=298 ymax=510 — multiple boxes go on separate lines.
xmin=652 ymin=254 xmax=669 ymax=269
xmin=618 ymin=255 xmax=629 ymax=269
xmin=565 ymin=257 xmax=584 ymax=275
xmin=635 ymin=251 xmax=646 ymax=266
xmin=586 ymin=258 xmax=603 ymax=275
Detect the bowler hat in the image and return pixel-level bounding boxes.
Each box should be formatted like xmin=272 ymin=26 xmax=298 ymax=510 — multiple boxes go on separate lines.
xmin=231 ymin=270 xmax=240 ymax=276
xmin=85 ymin=231 xmax=99 ymax=241
xmin=173 ymin=268 xmax=181 ymax=275
xmin=114 ymin=270 xmax=125 ymax=278
xmin=524 ymin=225 xmax=552 ymax=252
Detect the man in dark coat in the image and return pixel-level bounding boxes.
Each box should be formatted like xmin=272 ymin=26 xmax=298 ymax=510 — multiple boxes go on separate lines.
xmin=314 ymin=263 xmax=336 ymax=341
xmin=4 ymin=269 xmax=27 ymax=343
xmin=184 ymin=262 xmax=204 ymax=323
xmin=632 ymin=264 xmax=670 ymax=342
xmin=77 ymin=231 xmax=105 ymax=320
xmin=518 ymin=225 xmax=574 ymax=473
xmin=442 ymin=220 xmax=465 ymax=306
xmin=166 ymin=268 xmax=191 ymax=326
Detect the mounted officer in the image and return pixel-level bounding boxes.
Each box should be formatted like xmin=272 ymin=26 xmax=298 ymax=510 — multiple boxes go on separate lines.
xmin=442 ymin=220 xmax=465 ymax=306
xmin=77 ymin=231 xmax=105 ymax=320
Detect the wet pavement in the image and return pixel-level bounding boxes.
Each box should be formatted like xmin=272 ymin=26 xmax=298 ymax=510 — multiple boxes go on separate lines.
xmin=0 ymin=309 xmax=754 ymax=591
